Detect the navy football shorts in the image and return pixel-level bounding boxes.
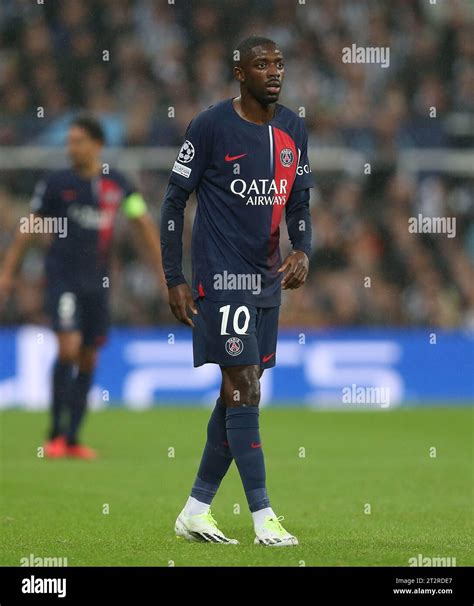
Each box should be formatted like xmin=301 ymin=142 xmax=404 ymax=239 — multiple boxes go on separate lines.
xmin=192 ymin=298 xmax=280 ymax=369
xmin=47 ymin=284 xmax=110 ymax=347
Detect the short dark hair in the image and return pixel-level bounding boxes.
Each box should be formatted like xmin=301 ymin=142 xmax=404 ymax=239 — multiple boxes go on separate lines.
xmin=235 ymin=36 xmax=278 ymax=66
xmin=70 ymin=113 xmax=105 ymax=143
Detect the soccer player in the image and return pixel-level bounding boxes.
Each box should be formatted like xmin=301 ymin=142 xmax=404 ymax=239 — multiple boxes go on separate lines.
xmin=0 ymin=115 xmax=164 ymax=459
xmin=160 ymin=37 xmax=314 ymax=546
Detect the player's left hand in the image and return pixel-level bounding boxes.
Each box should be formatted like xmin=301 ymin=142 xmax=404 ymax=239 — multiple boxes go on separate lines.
xmin=278 ymin=251 xmax=309 ymax=290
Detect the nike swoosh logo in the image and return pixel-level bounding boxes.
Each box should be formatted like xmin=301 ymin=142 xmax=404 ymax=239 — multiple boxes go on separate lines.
xmin=262 ymin=353 xmax=275 ymax=363
xmin=250 ymin=442 xmax=262 ymax=449
xmin=225 ymin=153 xmax=247 ymax=162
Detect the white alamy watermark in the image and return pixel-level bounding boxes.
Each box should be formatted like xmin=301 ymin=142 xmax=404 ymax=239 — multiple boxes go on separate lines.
xmin=20 ymin=553 xmax=68 ymax=567
xmin=21 ymin=576 xmax=66 ymax=599
xmin=408 ymin=214 xmax=456 ymax=238
xmin=214 ymin=271 xmax=261 ymax=295
xmin=342 ymin=384 xmax=390 ymax=408
xmin=20 ymin=214 xmax=67 ymax=238
xmin=342 ymin=44 xmax=390 ymax=68
xmin=409 ymin=553 xmax=456 ymax=567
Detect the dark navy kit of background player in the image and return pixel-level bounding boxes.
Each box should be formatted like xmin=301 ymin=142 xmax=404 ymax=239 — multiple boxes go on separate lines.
xmin=31 ymin=168 xmax=135 ymax=346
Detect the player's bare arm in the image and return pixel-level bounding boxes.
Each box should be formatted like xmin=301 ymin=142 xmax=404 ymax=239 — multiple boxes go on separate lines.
xmin=0 ymin=226 xmax=35 ymax=305
xmin=129 ymin=212 xmax=167 ymax=291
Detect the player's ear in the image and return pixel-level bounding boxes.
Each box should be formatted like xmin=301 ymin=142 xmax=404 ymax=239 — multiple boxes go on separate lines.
xmin=233 ymin=66 xmax=245 ymax=83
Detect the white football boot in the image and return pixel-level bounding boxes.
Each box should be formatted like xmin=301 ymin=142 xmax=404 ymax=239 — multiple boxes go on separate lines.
xmin=254 ymin=515 xmax=299 ymax=546
xmin=175 ymin=509 xmax=239 ymax=544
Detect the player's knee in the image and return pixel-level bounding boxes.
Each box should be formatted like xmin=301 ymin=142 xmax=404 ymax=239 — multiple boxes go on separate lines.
xmin=57 ymin=346 xmax=80 ymax=365
xmin=78 ymin=349 xmax=98 ymax=373
xmin=57 ymin=332 xmax=82 ymax=364
xmin=233 ymin=367 xmax=261 ymax=406
xmin=78 ymin=359 xmax=96 ymax=373
xmin=245 ymin=383 xmax=260 ymax=406
xmin=58 ymin=353 xmax=76 ymax=365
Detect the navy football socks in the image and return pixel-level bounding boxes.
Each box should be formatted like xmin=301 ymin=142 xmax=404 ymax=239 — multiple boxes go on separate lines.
xmin=66 ymin=371 xmax=93 ymax=446
xmin=191 ymin=397 xmax=233 ymax=504
xmin=225 ymin=406 xmax=270 ymax=512
xmin=50 ymin=360 xmax=74 ymax=440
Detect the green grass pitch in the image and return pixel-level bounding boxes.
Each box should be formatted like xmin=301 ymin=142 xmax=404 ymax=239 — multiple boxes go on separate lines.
xmin=1 ymin=406 xmax=472 ymax=566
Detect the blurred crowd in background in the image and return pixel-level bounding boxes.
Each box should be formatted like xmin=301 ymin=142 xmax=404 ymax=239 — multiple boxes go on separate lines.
xmin=0 ymin=0 xmax=473 ymax=327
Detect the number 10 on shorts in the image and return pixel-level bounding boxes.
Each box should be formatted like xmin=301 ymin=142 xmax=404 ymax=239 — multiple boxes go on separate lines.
xmin=219 ymin=305 xmax=250 ymax=335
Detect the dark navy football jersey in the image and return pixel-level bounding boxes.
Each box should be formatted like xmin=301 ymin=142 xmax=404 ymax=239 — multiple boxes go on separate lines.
xmin=168 ymin=98 xmax=314 ymax=307
xmin=31 ymin=168 xmax=137 ymax=290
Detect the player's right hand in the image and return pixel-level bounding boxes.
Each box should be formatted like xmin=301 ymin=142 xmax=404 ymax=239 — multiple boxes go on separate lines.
xmin=167 ymin=282 xmax=198 ymax=328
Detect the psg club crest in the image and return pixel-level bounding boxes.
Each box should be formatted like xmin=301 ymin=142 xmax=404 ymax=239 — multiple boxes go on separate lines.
xmin=225 ymin=337 xmax=244 ymax=356
xmin=178 ymin=140 xmax=195 ymax=163
xmin=280 ymin=148 xmax=294 ymax=167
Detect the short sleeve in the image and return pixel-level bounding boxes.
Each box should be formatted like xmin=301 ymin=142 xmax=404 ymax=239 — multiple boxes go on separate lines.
xmin=291 ymin=121 xmax=315 ymax=192
xmin=168 ymin=112 xmax=212 ymax=193
xmin=30 ymin=177 xmax=56 ymax=216
xmin=113 ymin=170 xmax=137 ymax=199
